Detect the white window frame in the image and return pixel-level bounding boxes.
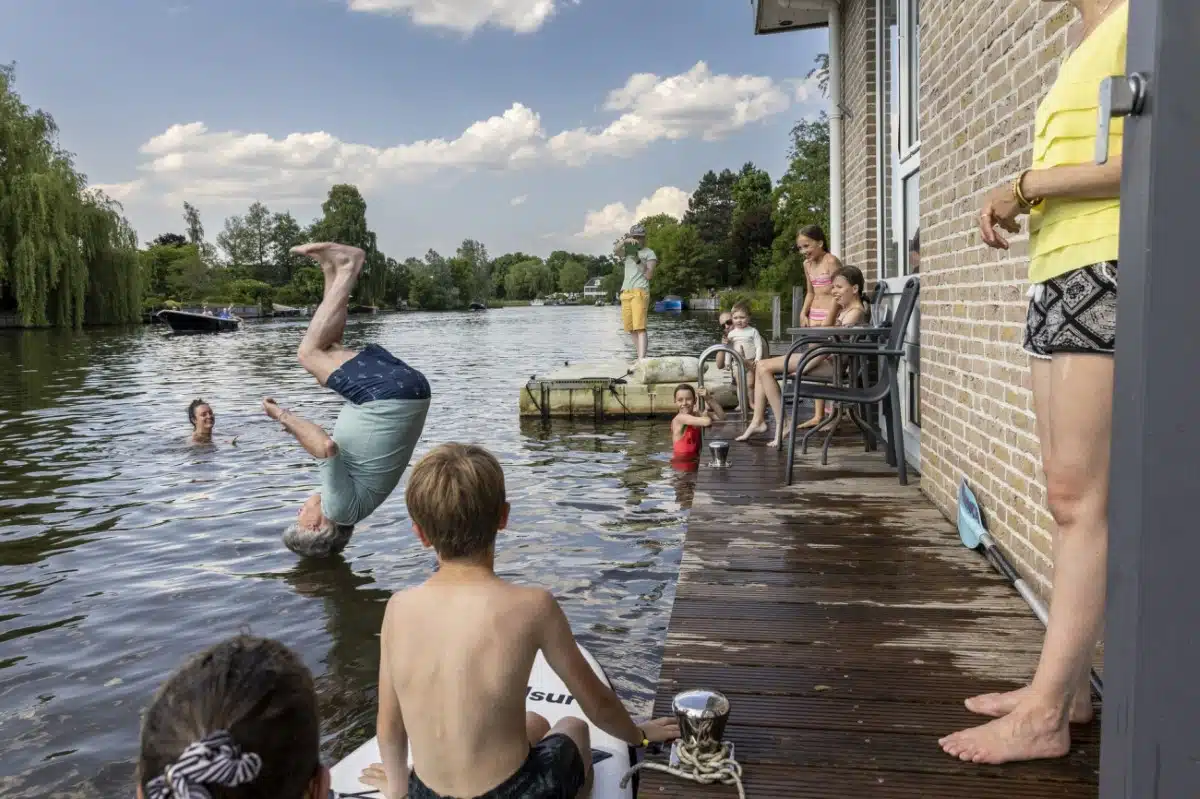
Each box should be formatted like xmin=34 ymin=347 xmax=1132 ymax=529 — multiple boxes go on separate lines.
xmin=874 ymin=0 xmax=922 ymax=466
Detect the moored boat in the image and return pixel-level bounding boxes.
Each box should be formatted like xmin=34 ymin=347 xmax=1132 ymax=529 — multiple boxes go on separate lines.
xmin=156 ymin=310 xmax=240 ymax=333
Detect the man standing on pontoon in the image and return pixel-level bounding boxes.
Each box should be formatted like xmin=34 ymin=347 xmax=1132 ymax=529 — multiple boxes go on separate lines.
xmin=613 ymin=224 xmax=657 ymax=360
xmin=263 ymin=243 xmax=431 ymax=557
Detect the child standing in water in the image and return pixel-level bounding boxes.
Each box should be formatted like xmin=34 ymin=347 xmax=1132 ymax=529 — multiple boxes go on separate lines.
xmin=795 ymin=224 xmax=842 ymax=329
xmin=671 ymin=385 xmax=726 ymax=462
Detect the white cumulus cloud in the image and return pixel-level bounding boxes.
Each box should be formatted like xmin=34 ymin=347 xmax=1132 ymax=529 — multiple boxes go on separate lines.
xmin=347 ymin=0 xmax=558 ymax=33
xmin=90 ymin=180 xmax=145 ymax=202
xmin=127 ymin=104 xmax=546 ymax=204
xmin=548 ymin=62 xmax=792 ymax=166
xmin=578 ymin=186 xmax=691 ymax=239
xmin=510 ymin=194 xmax=528 ymax=206
xmin=97 ymin=63 xmax=811 ymax=209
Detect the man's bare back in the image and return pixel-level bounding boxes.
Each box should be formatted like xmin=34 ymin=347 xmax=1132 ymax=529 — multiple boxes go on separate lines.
xmin=381 ymin=570 xmax=557 ymax=796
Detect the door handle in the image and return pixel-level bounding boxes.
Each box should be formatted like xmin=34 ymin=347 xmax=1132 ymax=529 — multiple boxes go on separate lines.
xmin=1096 ymin=73 xmax=1148 ymax=164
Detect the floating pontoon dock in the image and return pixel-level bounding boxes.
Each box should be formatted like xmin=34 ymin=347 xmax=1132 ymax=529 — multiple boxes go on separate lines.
xmin=519 ymin=351 xmax=747 ymax=420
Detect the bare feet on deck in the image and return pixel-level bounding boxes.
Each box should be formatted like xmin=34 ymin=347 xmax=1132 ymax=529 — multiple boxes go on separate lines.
xmin=939 ymin=702 xmax=1071 ymax=764
xmin=965 ymin=685 xmax=1094 ymax=724
xmin=736 ymin=422 xmax=767 ymax=442
xmin=797 ymin=415 xmax=822 ymax=430
xmin=291 ymin=242 xmax=364 ymax=281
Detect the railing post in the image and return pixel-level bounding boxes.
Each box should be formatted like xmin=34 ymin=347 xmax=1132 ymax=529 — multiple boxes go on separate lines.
xmin=771 ymin=295 xmax=782 ymax=342
xmin=792 ymin=285 xmax=803 ymax=330
xmin=696 ymin=345 xmax=748 ymax=423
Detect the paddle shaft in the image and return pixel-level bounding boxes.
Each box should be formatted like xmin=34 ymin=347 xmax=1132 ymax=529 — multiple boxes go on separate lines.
xmin=977 ymin=533 xmax=1104 ymax=699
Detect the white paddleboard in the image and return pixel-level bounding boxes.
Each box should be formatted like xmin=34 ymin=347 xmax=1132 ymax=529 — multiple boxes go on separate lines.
xmin=330 ymin=643 xmax=636 ymax=798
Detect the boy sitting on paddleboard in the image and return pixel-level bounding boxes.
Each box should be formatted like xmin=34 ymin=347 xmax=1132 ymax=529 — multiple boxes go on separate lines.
xmin=362 ymin=442 xmax=679 ymax=799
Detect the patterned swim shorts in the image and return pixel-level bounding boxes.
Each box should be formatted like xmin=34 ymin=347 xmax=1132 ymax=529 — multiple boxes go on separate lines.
xmin=326 ymin=344 xmax=431 ymax=405
xmin=1023 ymin=262 xmax=1118 ymax=359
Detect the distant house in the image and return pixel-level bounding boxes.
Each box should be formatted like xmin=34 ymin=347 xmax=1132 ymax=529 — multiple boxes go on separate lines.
xmin=582 ymin=277 xmax=606 ymax=299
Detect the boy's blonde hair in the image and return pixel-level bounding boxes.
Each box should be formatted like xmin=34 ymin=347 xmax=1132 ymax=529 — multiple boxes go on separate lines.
xmin=406 ymin=443 xmax=507 ymax=559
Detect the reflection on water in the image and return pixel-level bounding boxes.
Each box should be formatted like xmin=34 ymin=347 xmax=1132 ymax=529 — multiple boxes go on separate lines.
xmin=0 ymin=307 xmax=718 ymax=798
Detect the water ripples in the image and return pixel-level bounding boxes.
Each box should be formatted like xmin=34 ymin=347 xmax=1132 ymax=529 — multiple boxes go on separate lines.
xmin=0 ymin=306 xmax=717 ymax=798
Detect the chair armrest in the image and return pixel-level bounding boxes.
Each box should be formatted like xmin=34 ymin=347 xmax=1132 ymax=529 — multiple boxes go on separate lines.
xmin=790 ymin=344 xmax=903 ymax=378
xmin=782 ymin=328 xmax=890 ymax=358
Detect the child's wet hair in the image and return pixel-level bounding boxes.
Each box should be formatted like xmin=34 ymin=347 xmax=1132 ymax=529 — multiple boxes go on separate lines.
xmin=137 ymin=635 xmax=320 ymax=799
xmin=674 ymin=384 xmax=697 ymax=401
xmin=406 ymin=443 xmax=507 ymax=560
xmin=187 ymin=398 xmax=211 ymax=429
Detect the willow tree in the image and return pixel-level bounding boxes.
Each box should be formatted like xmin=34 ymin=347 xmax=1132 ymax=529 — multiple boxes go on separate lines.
xmin=0 ymin=65 xmax=141 ymax=326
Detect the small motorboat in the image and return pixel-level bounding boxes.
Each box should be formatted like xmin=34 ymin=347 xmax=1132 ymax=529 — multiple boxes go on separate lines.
xmin=156 ymin=309 xmax=240 ymax=333
xmin=469 ymin=302 xmax=488 ymax=311
xmin=653 ymin=295 xmax=684 ymax=313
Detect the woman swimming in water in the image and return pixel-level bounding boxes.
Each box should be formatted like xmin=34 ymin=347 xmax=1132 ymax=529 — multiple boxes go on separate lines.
xmin=187 ymin=398 xmax=238 ymax=446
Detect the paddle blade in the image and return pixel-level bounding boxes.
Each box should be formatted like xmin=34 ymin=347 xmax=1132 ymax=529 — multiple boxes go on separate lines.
xmin=956 ymin=478 xmax=986 ymax=549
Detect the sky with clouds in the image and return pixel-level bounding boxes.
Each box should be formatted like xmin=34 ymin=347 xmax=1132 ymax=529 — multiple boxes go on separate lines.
xmin=3 ymin=0 xmax=827 ymax=258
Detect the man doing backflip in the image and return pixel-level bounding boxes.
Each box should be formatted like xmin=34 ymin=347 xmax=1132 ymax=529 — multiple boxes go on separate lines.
xmin=264 ymin=243 xmax=431 ymax=557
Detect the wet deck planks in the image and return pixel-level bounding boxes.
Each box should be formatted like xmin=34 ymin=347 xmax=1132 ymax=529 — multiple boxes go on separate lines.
xmin=635 ymin=426 xmax=1100 ymax=798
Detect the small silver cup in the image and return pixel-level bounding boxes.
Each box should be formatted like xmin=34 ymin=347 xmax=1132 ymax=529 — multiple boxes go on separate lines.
xmin=708 ymin=440 xmax=731 ymax=468
xmin=672 ymin=689 xmax=731 ymax=754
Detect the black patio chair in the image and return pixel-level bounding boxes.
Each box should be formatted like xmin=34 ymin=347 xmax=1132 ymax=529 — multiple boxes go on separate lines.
xmin=783 ymin=276 xmax=920 ymax=486
xmin=775 ymin=280 xmax=900 ymax=451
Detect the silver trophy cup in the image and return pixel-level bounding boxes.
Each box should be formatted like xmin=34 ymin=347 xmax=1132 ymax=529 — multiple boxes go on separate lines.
xmin=708 ymin=440 xmax=731 ymax=468
xmin=671 ymin=689 xmax=731 ymax=754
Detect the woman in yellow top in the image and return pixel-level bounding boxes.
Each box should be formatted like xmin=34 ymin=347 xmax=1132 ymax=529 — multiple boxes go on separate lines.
xmin=940 ymin=0 xmax=1126 ymax=765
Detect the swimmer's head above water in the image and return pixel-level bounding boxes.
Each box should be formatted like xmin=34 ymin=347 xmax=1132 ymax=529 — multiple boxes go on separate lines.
xmin=187 ymin=398 xmax=214 ymax=442
xmin=283 ymin=494 xmax=354 ymax=558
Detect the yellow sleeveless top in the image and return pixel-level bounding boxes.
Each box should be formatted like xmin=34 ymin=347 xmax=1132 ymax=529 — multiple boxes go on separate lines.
xmin=1028 ymin=3 xmax=1128 ymax=284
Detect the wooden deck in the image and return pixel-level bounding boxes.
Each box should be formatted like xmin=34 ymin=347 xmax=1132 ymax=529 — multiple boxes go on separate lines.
xmin=637 ymin=426 xmax=1100 ymax=798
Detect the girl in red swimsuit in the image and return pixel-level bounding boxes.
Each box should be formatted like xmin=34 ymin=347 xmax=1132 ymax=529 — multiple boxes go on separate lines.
xmin=671 ymin=385 xmax=725 ymax=462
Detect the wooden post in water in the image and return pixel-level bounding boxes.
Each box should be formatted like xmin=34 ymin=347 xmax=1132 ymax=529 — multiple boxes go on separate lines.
xmin=771 ymin=295 xmax=781 ymax=342
xmin=792 ymin=285 xmax=803 ymax=329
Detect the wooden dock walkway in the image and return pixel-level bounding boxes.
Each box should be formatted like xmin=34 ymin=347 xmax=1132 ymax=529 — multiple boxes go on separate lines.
xmin=637 ymin=426 xmax=1100 ymax=798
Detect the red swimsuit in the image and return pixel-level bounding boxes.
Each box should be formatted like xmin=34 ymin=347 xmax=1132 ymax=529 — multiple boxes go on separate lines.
xmin=672 ymin=424 xmax=702 ymax=460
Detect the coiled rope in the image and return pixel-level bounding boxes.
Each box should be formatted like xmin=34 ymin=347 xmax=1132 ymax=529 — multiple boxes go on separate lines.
xmin=619 ymin=740 xmax=745 ymax=799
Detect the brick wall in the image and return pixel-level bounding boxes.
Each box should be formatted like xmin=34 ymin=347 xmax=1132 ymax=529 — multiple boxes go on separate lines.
xmin=917 ymin=0 xmax=1077 ymax=594
xmin=840 ymin=0 xmax=878 ymax=279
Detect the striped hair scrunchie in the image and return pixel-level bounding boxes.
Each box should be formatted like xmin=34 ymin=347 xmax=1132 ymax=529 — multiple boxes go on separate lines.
xmin=145 ymin=730 xmax=263 ymax=799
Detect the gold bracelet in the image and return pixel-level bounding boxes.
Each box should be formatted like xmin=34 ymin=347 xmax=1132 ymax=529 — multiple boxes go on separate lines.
xmin=1013 ymin=170 xmax=1041 ymax=209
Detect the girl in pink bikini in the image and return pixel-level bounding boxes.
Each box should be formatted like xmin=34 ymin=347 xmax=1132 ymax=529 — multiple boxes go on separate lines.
xmin=796 ymin=224 xmax=842 ymax=329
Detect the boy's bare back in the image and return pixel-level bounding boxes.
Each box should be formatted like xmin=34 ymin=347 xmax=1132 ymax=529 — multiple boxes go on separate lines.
xmin=381 ymin=574 xmax=550 ymax=797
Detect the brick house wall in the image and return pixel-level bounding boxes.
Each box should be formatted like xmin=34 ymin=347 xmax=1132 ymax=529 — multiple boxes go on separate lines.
xmin=840 ymin=0 xmax=878 ymax=277
xmin=830 ymin=0 xmax=1079 ymax=594
xmin=917 ymin=0 xmax=1076 ymax=594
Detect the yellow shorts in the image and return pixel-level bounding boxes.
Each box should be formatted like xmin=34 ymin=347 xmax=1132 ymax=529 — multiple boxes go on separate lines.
xmin=620 ymin=289 xmax=649 ymax=332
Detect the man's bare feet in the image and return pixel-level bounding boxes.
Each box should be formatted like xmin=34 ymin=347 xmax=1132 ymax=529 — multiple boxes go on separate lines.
xmin=965 ymin=685 xmax=1094 ymax=724
xmin=939 ymin=702 xmax=1071 ymax=764
xmin=292 ymin=242 xmax=364 ymax=281
xmin=736 ymin=422 xmax=767 ymax=442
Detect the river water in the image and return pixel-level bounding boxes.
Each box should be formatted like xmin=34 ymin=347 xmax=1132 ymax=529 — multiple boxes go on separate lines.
xmin=0 ymin=306 xmax=719 ymax=798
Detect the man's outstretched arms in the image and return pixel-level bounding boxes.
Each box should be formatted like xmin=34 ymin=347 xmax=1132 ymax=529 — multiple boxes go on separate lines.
xmin=263 ymin=398 xmax=338 ymax=459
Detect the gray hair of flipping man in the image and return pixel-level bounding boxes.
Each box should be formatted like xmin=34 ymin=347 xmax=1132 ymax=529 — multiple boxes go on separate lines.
xmin=282 ymin=519 xmax=355 ymax=558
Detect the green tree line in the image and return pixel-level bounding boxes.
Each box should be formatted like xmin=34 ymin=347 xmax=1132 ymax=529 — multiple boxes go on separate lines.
xmin=1 ymin=57 xmax=830 ymax=325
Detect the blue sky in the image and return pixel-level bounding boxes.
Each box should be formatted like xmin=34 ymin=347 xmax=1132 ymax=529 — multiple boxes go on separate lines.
xmin=3 ymin=0 xmax=827 ymax=259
